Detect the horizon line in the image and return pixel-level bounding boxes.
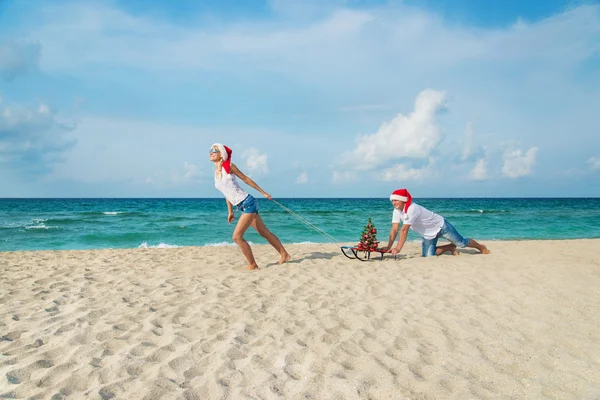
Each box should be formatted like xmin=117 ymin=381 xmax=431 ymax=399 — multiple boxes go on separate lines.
xmin=1 ymin=197 xmax=599 ymax=200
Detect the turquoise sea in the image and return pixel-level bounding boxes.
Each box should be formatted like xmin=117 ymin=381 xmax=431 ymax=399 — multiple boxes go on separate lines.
xmin=1 ymin=198 xmax=600 ymax=251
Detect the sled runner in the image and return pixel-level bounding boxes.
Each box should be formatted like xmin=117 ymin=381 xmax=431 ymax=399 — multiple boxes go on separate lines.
xmin=340 ymin=246 xmax=393 ymax=261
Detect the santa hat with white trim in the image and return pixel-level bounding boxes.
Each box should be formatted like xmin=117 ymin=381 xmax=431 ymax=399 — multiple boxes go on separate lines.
xmin=390 ymin=188 xmax=412 ymax=213
xmin=212 ymin=143 xmax=233 ymax=174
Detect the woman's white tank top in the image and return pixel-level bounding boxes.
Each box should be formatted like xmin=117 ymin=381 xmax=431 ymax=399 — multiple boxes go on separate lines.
xmin=214 ymin=169 xmax=248 ymax=206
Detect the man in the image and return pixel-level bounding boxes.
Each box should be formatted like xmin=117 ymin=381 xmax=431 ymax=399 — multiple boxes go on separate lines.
xmin=380 ymin=188 xmax=491 ymax=257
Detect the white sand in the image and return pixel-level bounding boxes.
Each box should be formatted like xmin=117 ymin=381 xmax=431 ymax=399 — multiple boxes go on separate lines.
xmin=1 ymin=240 xmax=600 ymax=399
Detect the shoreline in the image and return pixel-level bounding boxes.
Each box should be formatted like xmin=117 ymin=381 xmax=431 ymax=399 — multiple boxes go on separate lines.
xmin=2 ymin=237 xmax=600 ymax=254
xmin=2 ymin=239 xmax=600 ymax=399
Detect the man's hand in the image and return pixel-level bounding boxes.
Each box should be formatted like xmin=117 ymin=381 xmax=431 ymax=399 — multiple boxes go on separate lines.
xmin=228 ymin=212 xmax=235 ymax=223
xmin=263 ymin=192 xmax=272 ymax=200
xmin=390 ymin=248 xmax=401 ymax=257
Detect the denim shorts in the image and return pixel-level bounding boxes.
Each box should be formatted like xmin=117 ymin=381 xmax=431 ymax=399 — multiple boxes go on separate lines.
xmin=421 ymin=219 xmax=470 ymax=257
xmin=235 ymin=194 xmax=259 ymax=214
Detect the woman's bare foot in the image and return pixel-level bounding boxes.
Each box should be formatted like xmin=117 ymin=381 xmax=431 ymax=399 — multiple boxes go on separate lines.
xmin=481 ymin=245 xmax=491 ymax=254
xmin=246 ymin=263 xmax=259 ymax=270
xmin=278 ymin=252 xmax=291 ymax=264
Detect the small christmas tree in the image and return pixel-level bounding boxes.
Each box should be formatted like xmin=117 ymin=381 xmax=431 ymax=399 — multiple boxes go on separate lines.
xmin=356 ymin=218 xmax=379 ymax=251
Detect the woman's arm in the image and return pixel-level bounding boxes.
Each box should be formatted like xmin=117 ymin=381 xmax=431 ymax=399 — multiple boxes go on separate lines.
xmin=226 ymin=199 xmax=234 ymax=223
xmin=230 ymin=163 xmax=272 ymax=199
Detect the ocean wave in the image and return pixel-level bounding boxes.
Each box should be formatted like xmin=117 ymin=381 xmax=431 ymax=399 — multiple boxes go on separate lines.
xmin=25 ymin=224 xmax=49 ymax=230
xmin=1 ymin=218 xmax=59 ymax=230
xmin=24 ymin=218 xmax=59 ymax=230
xmin=24 ymin=224 xmax=58 ymax=230
xmin=159 ymin=216 xmax=190 ymax=222
xmin=43 ymin=218 xmax=78 ymax=225
xmin=138 ymin=242 xmax=182 ymax=248
xmin=0 ymin=223 xmax=24 ymax=229
xmin=76 ymin=211 xmax=144 ymax=217
xmin=465 ymin=209 xmax=510 ymax=214
xmin=203 ymin=241 xmax=255 ymax=246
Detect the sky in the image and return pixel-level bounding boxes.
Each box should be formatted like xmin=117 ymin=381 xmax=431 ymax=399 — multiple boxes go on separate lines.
xmin=0 ymin=0 xmax=599 ymax=198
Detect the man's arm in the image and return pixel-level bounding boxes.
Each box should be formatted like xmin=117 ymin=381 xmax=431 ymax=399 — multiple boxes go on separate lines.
xmin=380 ymin=223 xmax=400 ymax=252
xmin=391 ymin=224 xmax=410 ymax=256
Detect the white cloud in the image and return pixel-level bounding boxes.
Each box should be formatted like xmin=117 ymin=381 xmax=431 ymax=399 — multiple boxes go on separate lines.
xmin=27 ymin=3 xmax=375 ymax=74
xmin=16 ymin=3 xmax=600 ymax=161
xmin=242 ymin=147 xmax=269 ymax=175
xmin=296 ymin=171 xmax=308 ymax=184
xmin=0 ymin=39 xmax=41 ymax=80
xmin=341 ymin=89 xmax=447 ymax=170
xmin=469 ymin=158 xmax=488 ymax=180
xmin=460 ymin=124 xmax=489 ymax=180
xmin=143 ymin=162 xmax=203 ymax=188
xmin=588 ymin=157 xmax=600 ymax=171
xmin=379 ymin=158 xmax=437 ymax=182
xmin=502 ymin=147 xmax=538 ymax=178
xmin=38 ymin=115 xmax=304 ymax=196
xmin=181 ymin=162 xmax=200 ymax=181
xmin=49 ymin=116 xmax=214 ymax=184
xmin=23 ymin=2 xmax=600 ymax=86
xmin=269 ymin=0 xmax=350 ymax=17
xmin=0 ymin=95 xmax=75 ymax=173
xmin=3 ymin=2 xmax=600 ymax=196
xmin=332 ymin=170 xmax=357 ymax=184
xmin=461 ymin=123 xmax=482 ymax=162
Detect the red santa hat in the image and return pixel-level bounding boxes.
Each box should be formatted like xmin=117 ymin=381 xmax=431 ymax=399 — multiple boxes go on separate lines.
xmin=389 ymin=188 xmax=412 ymax=213
xmin=212 ymin=143 xmax=233 ymax=174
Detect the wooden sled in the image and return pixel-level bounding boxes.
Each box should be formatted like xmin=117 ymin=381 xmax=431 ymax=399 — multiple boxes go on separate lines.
xmin=340 ymin=246 xmax=395 ymax=261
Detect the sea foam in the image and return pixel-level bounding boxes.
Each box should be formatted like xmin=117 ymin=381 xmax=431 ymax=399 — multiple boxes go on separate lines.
xmin=138 ymin=242 xmax=182 ymax=248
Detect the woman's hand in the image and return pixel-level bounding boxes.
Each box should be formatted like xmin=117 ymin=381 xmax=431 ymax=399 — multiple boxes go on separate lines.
xmin=263 ymin=192 xmax=272 ymax=200
xmin=228 ymin=212 xmax=235 ymax=223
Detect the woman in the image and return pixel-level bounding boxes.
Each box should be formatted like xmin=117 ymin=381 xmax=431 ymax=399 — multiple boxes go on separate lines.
xmin=210 ymin=143 xmax=290 ymax=270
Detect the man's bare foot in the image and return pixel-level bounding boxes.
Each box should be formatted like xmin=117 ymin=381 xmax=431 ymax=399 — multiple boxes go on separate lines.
xmin=451 ymin=245 xmax=459 ymax=256
xmin=481 ymin=246 xmax=491 ymax=254
xmin=246 ymin=263 xmax=259 ymax=270
xmin=278 ymin=253 xmax=291 ymax=265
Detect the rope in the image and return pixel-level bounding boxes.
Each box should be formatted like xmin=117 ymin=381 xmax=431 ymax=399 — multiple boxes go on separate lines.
xmin=270 ymin=199 xmax=342 ymax=244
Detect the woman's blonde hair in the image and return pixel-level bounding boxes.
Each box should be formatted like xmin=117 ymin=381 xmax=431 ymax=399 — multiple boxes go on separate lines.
xmin=212 ymin=143 xmax=232 ymax=180
xmin=213 ymin=147 xmax=224 ymax=180
xmin=215 ymin=160 xmax=224 ymax=180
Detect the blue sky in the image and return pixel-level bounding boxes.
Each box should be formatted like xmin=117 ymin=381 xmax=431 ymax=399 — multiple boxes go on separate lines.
xmin=1 ymin=0 xmax=599 ymax=198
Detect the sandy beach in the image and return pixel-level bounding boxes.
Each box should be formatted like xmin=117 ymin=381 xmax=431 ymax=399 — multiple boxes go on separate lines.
xmin=1 ymin=239 xmax=599 ymax=399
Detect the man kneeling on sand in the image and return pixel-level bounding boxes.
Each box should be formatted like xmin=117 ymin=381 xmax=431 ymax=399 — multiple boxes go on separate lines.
xmin=380 ymin=189 xmax=491 ymax=257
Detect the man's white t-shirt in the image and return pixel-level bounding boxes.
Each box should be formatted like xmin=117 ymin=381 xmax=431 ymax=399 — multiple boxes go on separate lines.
xmin=392 ymin=203 xmax=444 ymax=239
